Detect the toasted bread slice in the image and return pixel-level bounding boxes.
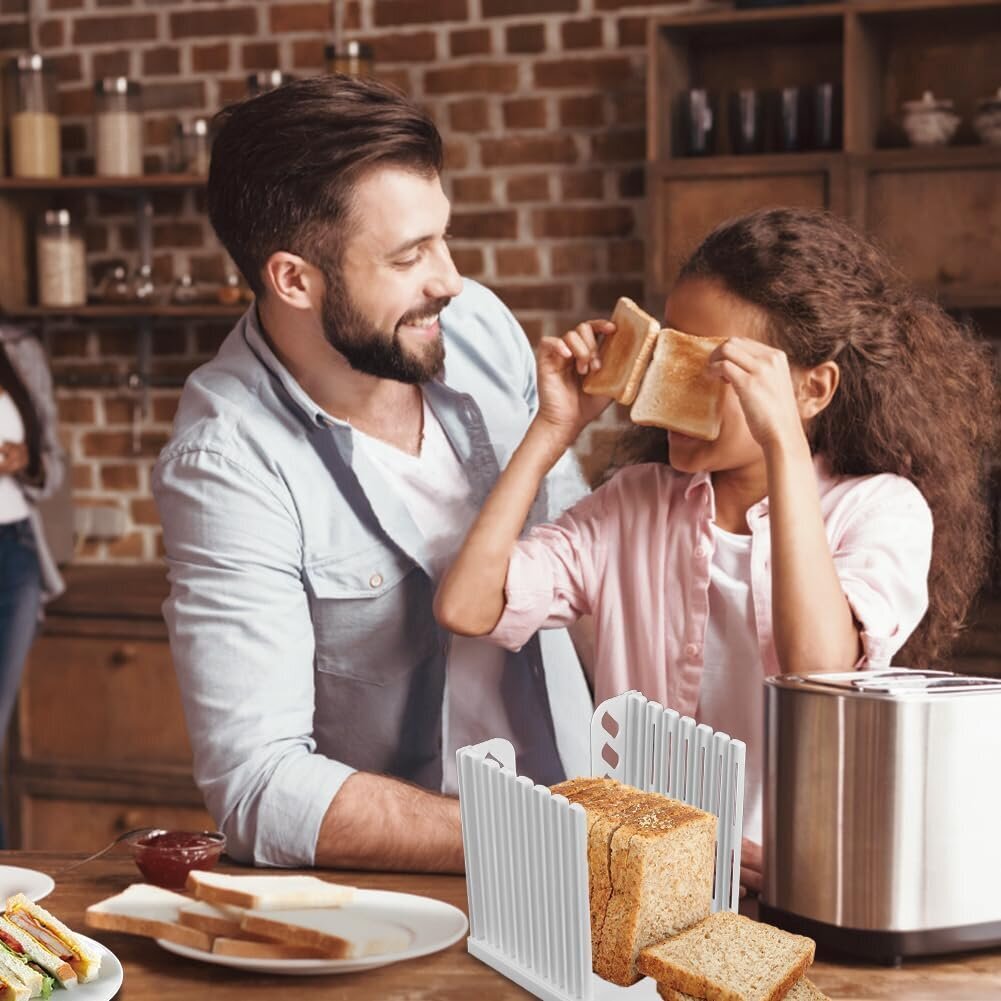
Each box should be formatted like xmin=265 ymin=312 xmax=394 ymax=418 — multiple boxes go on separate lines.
xmin=596 ymin=797 xmax=716 ymax=986
xmin=583 ymin=297 xmax=661 ymax=405
xmin=7 ymin=893 xmax=102 ymax=984
xmin=659 ymin=976 xmax=830 ymax=1001
xmin=85 ymin=884 xmax=214 ymax=952
xmin=630 ymin=328 xmax=727 ymax=441
xmin=638 ymin=911 xmax=815 ymax=1001
xmin=186 ymin=871 xmax=355 ymax=911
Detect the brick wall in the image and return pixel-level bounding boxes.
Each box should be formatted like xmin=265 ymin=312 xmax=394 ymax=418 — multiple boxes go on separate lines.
xmin=0 ymin=0 xmax=716 ymax=563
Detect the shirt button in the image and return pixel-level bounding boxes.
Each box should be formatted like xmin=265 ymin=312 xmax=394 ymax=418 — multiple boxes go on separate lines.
xmin=694 ymin=545 xmax=706 ymax=559
xmin=369 ymin=573 xmax=383 ymax=589
xmin=685 ymin=642 xmax=699 ymax=659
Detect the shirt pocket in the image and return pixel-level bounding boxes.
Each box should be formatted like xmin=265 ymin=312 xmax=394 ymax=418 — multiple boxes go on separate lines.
xmin=303 ymin=545 xmax=437 ymax=686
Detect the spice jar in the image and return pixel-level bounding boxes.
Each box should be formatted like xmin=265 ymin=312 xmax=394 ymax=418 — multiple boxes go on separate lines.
xmin=95 ymin=260 xmax=134 ymax=303
xmin=324 ymin=42 xmax=374 ymax=78
xmin=170 ymin=119 xmax=211 ymax=175
xmin=217 ymin=271 xmax=242 ymax=306
xmin=8 ymin=54 xmax=60 ymax=179
xmin=246 ymin=71 xmax=294 ymax=98
xmin=36 ymin=210 xmax=86 ymax=307
xmin=95 ymin=77 xmax=143 ymax=177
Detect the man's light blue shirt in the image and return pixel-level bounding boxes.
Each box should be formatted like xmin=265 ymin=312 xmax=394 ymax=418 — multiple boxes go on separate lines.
xmin=153 ymin=279 xmax=594 ymax=867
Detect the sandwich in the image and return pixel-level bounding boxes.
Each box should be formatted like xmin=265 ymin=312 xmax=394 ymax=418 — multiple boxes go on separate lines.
xmin=582 ymin=297 xmax=661 ymax=405
xmin=0 ymin=946 xmax=43 ymax=1000
xmin=185 ymin=871 xmax=356 ymax=911
xmin=1 ymin=893 xmax=103 ymax=987
xmin=85 ymin=884 xmax=213 ymax=952
xmin=630 ymin=328 xmax=728 ymax=441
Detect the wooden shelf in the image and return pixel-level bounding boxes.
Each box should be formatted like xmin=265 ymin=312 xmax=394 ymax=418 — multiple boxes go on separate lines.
xmin=0 ymin=174 xmax=205 ymax=192
xmin=654 ymin=153 xmax=842 ymax=178
xmin=9 ymin=304 xmax=245 ymax=320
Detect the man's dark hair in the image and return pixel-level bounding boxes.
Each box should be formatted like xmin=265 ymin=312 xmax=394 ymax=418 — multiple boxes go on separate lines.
xmin=207 ymin=74 xmax=444 ymax=297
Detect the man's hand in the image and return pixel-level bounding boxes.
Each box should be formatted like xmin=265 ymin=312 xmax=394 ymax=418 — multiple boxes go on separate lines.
xmin=739 ymin=837 xmax=763 ymax=897
xmin=0 ymin=441 xmax=29 ymax=477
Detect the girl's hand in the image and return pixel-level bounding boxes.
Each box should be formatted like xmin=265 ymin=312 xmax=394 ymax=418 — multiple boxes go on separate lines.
xmin=708 ymin=338 xmax=806 ymax=453
xmin=535 ymin=319 xmax=617 ymax=441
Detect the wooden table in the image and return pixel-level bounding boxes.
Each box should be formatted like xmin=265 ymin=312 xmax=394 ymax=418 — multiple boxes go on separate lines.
xmin=8 ymin=852 xmax=1000 ymax=1000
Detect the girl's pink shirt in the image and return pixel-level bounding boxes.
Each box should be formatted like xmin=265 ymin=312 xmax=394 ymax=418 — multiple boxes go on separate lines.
xmin=489 ymin=456 xmax=934 ymax=714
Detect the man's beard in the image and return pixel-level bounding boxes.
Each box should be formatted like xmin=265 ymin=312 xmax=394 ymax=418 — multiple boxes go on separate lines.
xmin=321 ymin=268 xmax=449 ymax=384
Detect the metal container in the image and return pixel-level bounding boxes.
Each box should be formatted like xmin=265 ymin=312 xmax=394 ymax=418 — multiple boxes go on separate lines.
xmin=761 ymin=668 xmax=1001 ymax=963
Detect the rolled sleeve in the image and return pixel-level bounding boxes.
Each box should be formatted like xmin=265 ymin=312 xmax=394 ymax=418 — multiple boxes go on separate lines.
xmin=488 ymin=487 xmax=608 ymax=651
xmin=833 ymin=483 xmax=934 ymax=669
xmin=154 ymin=448 xmax=354 ymax=868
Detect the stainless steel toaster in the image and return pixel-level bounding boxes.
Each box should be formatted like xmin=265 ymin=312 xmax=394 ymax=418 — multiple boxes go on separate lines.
xmin=760 ymin=668 xmax=1001 ymax=963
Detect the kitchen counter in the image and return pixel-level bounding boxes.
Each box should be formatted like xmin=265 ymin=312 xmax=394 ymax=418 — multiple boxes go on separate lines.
xmin=6 ymin=852 xmax=1000 ymax=1000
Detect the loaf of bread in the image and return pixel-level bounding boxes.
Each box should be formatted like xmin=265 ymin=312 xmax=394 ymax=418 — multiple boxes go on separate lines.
xmin=630 ymin=327 xmax=727 ymax=441
xmin=638 ymin=911 xmax=816 ymax=1001
xmin=551 ymin=777 xmax=716 ymax=987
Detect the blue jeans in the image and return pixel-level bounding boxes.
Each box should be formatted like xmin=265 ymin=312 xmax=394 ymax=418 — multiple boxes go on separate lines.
xmin=0 ymin=518 xmax=41 ymax=778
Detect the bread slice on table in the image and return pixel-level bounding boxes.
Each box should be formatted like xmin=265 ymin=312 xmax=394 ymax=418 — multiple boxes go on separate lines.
xmin=178 ymin=899 xmax=250 ymax=938
xmin=238 ymin=908 xmax=412 ymax=960
xmin=7 ymin=892 xmax=103 ymax=984
xmin=85 ymin=883 xmax=214 ymax=952
xmin=596 ymin=795 xmax=716 ymax=986
xmin=551 ymin=779 xmax=716 ymax=987
xmin=211 ymin=937 xmax=334 ymax=959
xmin=658 ymin=976 xmax=829 ymax=1001
xmin=582 ymin=297 xmax=661 ymax=405
xmin=186 ymin=870 xmax=355 ymax=910
xmin=630 ymin=328 xmax=727 ymax=441
xmin=637 ymin=911 xmax=816 ymax=1001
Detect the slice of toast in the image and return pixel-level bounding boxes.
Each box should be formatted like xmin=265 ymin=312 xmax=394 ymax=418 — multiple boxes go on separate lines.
xmin=85 ymin=884 xmax=214 ymax=952
xmin=638 ymin=911 xmax=815 ymax=1001
xmin=630 ymin=328 xmax=727 ymax=440
xmin=177 ymin=899 xmax=249 ymax=938
xmin=186 ymin=871 xmax=355 ymax=910
xmin=583 ymin=297 xmax=661 ymax=405
xmin=658 ymin=976 xmax=830 ymax=1001
xmin=596 ymin=797 xmax=716 ymax=986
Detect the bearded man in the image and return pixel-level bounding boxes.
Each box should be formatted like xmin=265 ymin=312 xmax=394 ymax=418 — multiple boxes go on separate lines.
xmin=153 ymin=75 xmax=593 ymax=870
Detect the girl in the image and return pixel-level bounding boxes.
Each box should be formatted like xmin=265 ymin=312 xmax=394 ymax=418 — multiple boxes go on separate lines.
xmin=434 ymin=207 xmax=998 ymax=889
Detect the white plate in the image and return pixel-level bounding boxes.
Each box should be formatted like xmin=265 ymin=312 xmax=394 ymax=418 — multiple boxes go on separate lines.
xmin=0 ymin=865 xmax=55 ymax=903
xmin=157 ymin=888 xmax=468 ymax=976
xmin=69 ymin=934 xmax=124 ymax=1001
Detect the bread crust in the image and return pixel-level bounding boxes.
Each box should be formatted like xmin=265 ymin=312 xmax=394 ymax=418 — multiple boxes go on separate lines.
xmin=583 ymin=297 xmax=661 ymax=405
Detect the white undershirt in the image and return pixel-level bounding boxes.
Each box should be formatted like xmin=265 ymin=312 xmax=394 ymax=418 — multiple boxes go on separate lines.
xmin=698 ymin=522 xmax=763 ymax=844
xmin=0 ymin=393 xmax=29 ymax=525
xmin=352 ymin=394 xmax=511 ymax=796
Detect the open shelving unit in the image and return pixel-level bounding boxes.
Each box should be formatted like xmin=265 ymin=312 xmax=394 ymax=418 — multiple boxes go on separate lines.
xmin=645 ymin=0 xmax=1001 ymax=312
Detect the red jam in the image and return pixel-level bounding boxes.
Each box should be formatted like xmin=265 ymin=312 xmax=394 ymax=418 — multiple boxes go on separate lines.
xmin=130 ymin=829 xmax=225 ymax=889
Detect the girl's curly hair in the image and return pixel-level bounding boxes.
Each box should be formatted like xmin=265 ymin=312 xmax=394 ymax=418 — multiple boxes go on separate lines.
xmin=612 ymin=207 xmax=999 ymax=665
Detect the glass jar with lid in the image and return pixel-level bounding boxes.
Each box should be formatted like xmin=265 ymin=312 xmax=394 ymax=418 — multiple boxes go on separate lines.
xmin=324 ymin=42 xmax=374 ymax=78
xmin=8 ymin=53 xmax=60 ymax=178
xmin=170 ymin=118 xmax=211 ymax=175
xmin=36 ymin=210 xmax=86 ymax=307
xmin=246 ymin=71 xmax=295 ymax=98
xmin=95 ymin=77 xmax=143 ymax=177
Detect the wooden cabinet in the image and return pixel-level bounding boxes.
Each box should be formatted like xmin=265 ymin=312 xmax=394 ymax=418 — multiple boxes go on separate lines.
xmin=4 ymin=567 xmax=215 ymax=850
xmin=646 ymin=0 xmax=1001 ymax=311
